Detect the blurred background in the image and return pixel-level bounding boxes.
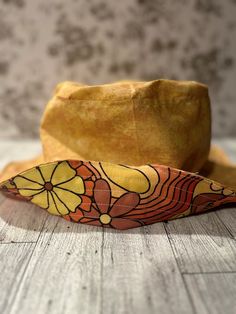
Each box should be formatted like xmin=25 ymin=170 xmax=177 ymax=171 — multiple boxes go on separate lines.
xmin=0 ymin=0 xmax=235 ymax=139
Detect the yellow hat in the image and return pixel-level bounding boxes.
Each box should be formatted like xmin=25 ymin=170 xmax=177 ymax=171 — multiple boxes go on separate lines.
xmin=1 ymin=80 xmax=235 ymax=229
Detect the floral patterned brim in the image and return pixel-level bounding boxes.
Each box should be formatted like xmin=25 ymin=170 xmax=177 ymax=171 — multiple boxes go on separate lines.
xmin=0 ymin=160 xmax=236 ymax=230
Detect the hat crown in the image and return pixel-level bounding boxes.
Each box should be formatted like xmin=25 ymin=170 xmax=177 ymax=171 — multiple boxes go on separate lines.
xmin=40 ymin=79 xmax=211 ymax=172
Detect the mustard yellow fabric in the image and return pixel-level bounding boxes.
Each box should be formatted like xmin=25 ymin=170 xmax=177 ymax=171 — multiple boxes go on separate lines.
xmin=0 ymin=79 xmax=235 ymax=191
xmin=41 ymin=80 xmax=211 ymax=170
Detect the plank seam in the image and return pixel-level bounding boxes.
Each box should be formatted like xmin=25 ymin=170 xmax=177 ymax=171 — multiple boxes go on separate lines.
xmin=182 ymin=271 xmax=236 ymax=275
xmin=99 ymin=229 xmax=104 ymax=314
xmin=163 ymin=222 xmax=198 ymax=314
xmin=215 ymin=212 xmax=235 ymax=239
xmin=7 ymin=216 xmax=50 ymax=314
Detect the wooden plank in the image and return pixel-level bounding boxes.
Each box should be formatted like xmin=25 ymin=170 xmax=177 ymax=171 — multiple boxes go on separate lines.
xmin=9 ymin=220 xmax=194 ymax=314
xmin=165 ymin=212 xmax=236 ymax=273
xmin=10 ymin=217 xmax=103 ymax=314
xmin=0 ymin=242 xmax=35 ymax=314
xmin=101 ymin=224 xmax=194 ymax=314
xmin=0 ymin=196 xmax=48 ymax=243
xmin=184 ymin=273 xmax=236 ymax=314
xmin=217 ymin=208 xmax=236 ymax=238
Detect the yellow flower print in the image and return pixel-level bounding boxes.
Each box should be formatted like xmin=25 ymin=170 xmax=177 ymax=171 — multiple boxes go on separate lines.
xmin=13 ymin=161 xmax=84 ymax=216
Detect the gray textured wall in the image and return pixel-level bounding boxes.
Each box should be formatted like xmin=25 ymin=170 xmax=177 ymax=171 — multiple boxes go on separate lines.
xmin=0 ymin=0 xmax=236 ymax=138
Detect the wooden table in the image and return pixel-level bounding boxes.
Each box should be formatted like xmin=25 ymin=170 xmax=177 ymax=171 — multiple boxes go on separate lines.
xmin=0 ymin=139 xmax=235 ymax=314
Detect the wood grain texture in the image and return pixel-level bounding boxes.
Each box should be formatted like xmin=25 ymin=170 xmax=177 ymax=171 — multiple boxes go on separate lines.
xmin=0 ymin=243 xmax=35 ymax=314
xmin=217 ymin=208 xmax=236 ymax=238
xmin=165 ymin=212 xmax=236 ymax=273
xmin=184 ymin=273 xmax=236 ymax=314
xmin=10 ymin=217 xmax=103 ymax=314
xmin=101 ymin=224 xmax=193 ymax=314
xmin=0 ymin=196 xmax=48 ymax=243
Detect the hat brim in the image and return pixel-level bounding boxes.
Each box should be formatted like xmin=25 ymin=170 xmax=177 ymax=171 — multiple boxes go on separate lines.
xmin=0 ymin=156 xmax=236 ymax=230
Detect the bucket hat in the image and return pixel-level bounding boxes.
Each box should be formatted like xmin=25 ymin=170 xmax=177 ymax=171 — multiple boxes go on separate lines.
xmin=1 ymin=80 xmax=236 ymax=230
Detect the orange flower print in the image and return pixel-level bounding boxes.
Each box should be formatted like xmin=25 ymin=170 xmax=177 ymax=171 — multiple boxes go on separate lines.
xmin=79 ymin=179 xmax=142 ymax=229
xmin=68 ymin=160 xmax=97 ymax=212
